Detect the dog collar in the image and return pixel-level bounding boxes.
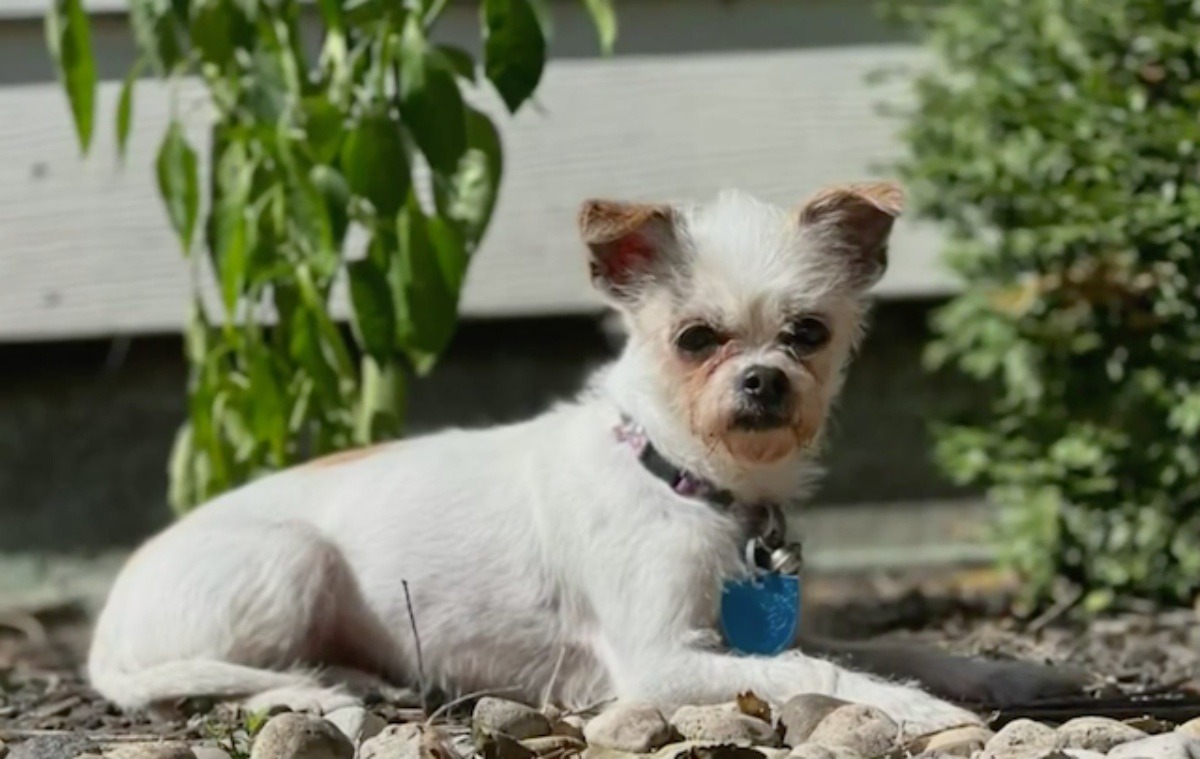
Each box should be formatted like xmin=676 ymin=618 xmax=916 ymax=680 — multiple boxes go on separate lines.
xmin=613 ymin=417 xmax=801 ymax=572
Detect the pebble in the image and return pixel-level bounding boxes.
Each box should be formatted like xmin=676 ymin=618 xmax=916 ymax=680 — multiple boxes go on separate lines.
xmin=522 ymin=736 xmax=586 ymax=755
xmin=654 ymin=741 xmax=772 ymax=759
xmin=1057 ymin=717 xmax=1146 ymax=753
xmin=670 ymin=704 xmax=777 ymax=746
xmin=360 ymin=724 xmax=424 ymax=759
xmin=786 ymin=744 xmax=863 ymax=759
xmin=324 ymin=705 xmax=386 ymax=746
xmin=1062 ymin=751 xmax=1107 ymax=759
xmin=981 ymin=719 xmax=1057 ymax=759
xmin=778 ymin=695 xmax=851 ymax=748
xmin=190 ymin=748 xmax=234 ymax=759
xmin=1108 ymin=733 xmax=1200 ymax=759
xmin=585 ymin=703 xmax=674 ymax=752
xmin=107 ymin=744 xmax=197 ymax=759
xmin=9 ymin=735 xmax=98 ymax=759
xmin=251 ymin=712 xmax=355 ymax=759
xmin=918 ymin=726 xmax=995 ymax=757
xmin=473 ymin=697 xmax=553 ymax=740
xmin=807 ymin=704 xmax=899 ymax=758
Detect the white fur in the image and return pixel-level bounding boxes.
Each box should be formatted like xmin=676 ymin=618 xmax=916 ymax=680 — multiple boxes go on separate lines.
xmin=88 ymin=189 xmax=979 ymax=732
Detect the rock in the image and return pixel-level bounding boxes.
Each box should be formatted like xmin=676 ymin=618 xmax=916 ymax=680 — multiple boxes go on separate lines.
xmin=473 ymin=697 xmax=552 ymax=740
xmin=360 ymin=724 xmax=424 ymax=759
xmin=0 ymin=740 xmax=7 ymax=759
xmin=918 ymin=726 xmax=996 ymax=758
xmin=522 ymin=737 xmax=586 ymax=756
xmin=981 ymin=719 xmax=1057 ymax=759
xmin=654 ymin=742 xmax=772 ymax=759
xmin=807 ymin=705 xmax=899 ymax=758
xmin=670 ymin=704 xmax=777 ymax=746
xmin=190 ymin=749 xmax=234 ymax=759
xmin=251 ymin=713 xmax=355 ymax=759
xmin=1056 ymin=717 xmax=1145 ymax=753
xmin=107 ymin=744 xmax=197 ymax=759
xmin=1062 ymin=751 xmax=1107 ymax=759
xmin=325 ymin=706 xmax=387 ymax=746
xmin=10 ymin=735 xmax=98 ymax=759
xmin=778 ymin=695 xmax=851 ymax=748
xmin=1108 ymin=733 xmax=1200 ymax=759
xmin=787 ymin=745 xmax=863 ymax=759
xmin=585 ymin=703 xmax=674 ymax=752
xmin=1180 ymin=720 xmax=1200 ymax=740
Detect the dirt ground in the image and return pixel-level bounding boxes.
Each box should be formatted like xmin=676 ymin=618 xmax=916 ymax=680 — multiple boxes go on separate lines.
xmin=3 ymin=567 xmax=1200 ymax=742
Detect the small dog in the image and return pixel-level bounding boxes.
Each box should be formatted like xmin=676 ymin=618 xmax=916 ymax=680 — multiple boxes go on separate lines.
xmin=88 ymin=184 xmax=1072 ymax=731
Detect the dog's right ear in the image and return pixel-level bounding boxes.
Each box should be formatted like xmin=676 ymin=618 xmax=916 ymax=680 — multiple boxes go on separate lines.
xmin=578 ymin=200 xmax=677 ymax=301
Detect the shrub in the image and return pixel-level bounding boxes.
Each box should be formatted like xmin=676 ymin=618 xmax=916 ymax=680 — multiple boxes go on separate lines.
xmin=893 ymin=0 xmax=1200 ymax=607
xmin=46 ymin=0 xmax=615 ymax=513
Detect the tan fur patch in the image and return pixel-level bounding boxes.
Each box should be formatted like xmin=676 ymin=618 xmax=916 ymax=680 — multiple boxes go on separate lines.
xmin=303 ymin=444 xmax=387 ymax=470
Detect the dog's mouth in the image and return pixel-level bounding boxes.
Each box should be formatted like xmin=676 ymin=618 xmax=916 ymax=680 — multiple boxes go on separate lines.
xmin=730 ymin=409 xmax=790 ymax=432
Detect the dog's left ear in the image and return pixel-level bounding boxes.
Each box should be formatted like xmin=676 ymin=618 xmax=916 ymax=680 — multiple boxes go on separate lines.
xmin=798 ymin=181 xmax=903 ymax=291
xmin=579 ymin=199 xmax=678 ymax=302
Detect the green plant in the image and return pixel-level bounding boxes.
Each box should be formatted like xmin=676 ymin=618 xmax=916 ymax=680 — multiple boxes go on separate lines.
xmin=892 ymin=0 xmax=1200 ymax=607
xmin=46 ymin=0 xmax=616 ymax=513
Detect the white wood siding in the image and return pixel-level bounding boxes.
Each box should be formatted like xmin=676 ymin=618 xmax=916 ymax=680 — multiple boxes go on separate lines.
xmin=0 ymin=0 xmax=952 ymax=342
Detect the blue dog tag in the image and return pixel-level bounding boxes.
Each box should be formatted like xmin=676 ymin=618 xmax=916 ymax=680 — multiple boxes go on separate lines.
xmin=720 ymin=542 xmax=800 ymax=656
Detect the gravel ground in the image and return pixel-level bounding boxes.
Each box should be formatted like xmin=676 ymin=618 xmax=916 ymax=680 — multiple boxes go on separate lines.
xmin=2 ymin=567 xmax=1199 ymax=742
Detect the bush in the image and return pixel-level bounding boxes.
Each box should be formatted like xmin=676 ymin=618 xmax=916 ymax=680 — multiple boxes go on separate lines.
xmin=46 ymin=0 xmax=615 ymax=513
xmin=893 ymin=0 xmax=1200 ymax=607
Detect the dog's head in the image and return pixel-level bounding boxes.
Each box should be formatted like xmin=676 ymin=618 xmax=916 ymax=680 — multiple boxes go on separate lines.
xmin=581 ymin=183 xmax=901 ymax=471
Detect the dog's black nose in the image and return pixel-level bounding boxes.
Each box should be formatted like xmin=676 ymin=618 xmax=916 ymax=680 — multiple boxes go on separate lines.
xmin=739 ymin=366 xmax=789 ymax=409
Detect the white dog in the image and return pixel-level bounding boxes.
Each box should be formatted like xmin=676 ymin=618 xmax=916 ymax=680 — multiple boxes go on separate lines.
xmin=89 ymin=183 xmax=987 ymax=731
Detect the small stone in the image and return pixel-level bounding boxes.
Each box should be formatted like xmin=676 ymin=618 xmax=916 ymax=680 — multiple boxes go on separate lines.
xmin=787 ymin=746 xmax=863 ymax=759
xmin=670 ymin=704 xmax=777 ymax=746
xmin=982 ymin=719 xmax=1056 ymax=759
xmin=107 ymin=744 xmax=197 ymax=759
xmin=918 ymin=726 xmax=996 ymax=758
xmin=474 ymin=697 xmax=553 ymax=740
xmin=251 ymin=713 xmax=354 ymax=759
xmin=1056 ymin=717 xmax=1145 ymax=753
xmin=586 ymin=703 xmax=674 ymax=752
xmin=654 ymin=742 xmax=770 ymax=759
xmin=522 ymin=737 xmax=586 ymax=756
xmin=808 ymin=705 xmax=899 ymax=758
xmin=1108 ymin=733 xmax=1200 ymax=759
xmin=1062 ymin=750 xmax=1106 ymax=759
xmin=190 ymin=748 xmax=234 ymax=759
xmin=779 ymin=695 xmax=851 ymax=748
xmin=361 ymin=724 xmax=424 ymax=759
xmin=10 ymin=735 xmax=98 ymax=759
xmin=325 ymin=706 xmax=386 ymax=746
xmin=1179 ymin=719 xmax=1200 ymax=740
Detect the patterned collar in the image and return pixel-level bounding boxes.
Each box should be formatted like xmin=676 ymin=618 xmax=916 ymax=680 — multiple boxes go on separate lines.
xmin=613 ymin=417 xmax=796 ymax=567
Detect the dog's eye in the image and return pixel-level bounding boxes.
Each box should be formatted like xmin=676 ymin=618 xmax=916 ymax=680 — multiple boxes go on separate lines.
xmin=675 ymin=324 xmax=722 ymax=356
xmin=782 ymin=318 xmax=830 ymax=354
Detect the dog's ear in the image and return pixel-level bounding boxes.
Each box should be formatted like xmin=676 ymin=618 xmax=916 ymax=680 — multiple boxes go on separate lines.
xmin=578 ymin=200 xmax=678 ymax=301
xmin=798 ymin=182 xmax=903 ymax=291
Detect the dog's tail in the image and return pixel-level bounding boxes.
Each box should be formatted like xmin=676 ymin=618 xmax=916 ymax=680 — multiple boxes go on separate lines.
xmin=89 ymin=658 xmax=327 ymax=712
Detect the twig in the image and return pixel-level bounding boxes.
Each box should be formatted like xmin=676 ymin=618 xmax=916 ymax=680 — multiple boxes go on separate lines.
xmin=402 ymin=580 xmax=428 ymax=716
xmin=1026 ymin=587 xmax=1083 ymax=635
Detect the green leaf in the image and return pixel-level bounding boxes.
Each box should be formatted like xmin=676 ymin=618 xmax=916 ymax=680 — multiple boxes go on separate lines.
xmin=439 ymin=107 xmax=504 ymax=249
xmin=167 ymin=422 xmax=196 ymax=515
xmin=247 ymin=348 xmax=287 ymax=462
xmin=394 ymin=199 xmax=466 ymax=372
xmin=437 ymin=44 xmax=477 ymax=82
xmin=399 ymin=18 xmax=468 ymax=175
xmin=348 ymin=256 xmax=397 ymax=363
xmin=580 ymin=0 xmax=616 ymax=55
xmin=116 ymin=59 xmax=144 ymax=160
xmin=211 ymin=141 xmax=255 ymax=313
xmin=355 ymin=356 xmax=405 ymax=444
xmin=156 ymin=120 xmax=200 ymax=254
xmin=339 ymin=111 xmax=411 ymax=218
xmin=482 ymin=0 xmax=546 ymax=114
xmin=302 ymin=96 xmax=346 ymax=165
xmin=191 ymin=0 xmax=254 ymax=68
xmin=46 ymin=0 xmax=97 ymax=154
xmin=310 ymin=165 xmax=352 ymax=251
xmin=129 ymin=0 xmax=184 ymax=75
